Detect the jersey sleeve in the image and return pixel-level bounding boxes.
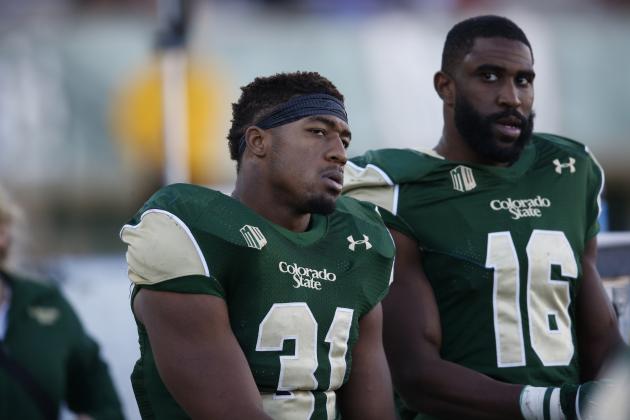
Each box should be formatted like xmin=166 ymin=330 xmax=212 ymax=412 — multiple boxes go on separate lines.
xmin=535 ymin=133 xmax=606 ymax=242
xmin=120 ymin=208 xmax=225 ymax=297
xmin=584 ymin=148 xmax=605 ymax=240
xmin=344 ymin=160 xmax=418 ymax=240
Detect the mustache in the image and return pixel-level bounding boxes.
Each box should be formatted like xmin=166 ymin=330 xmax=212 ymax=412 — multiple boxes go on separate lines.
xmin=487 ymin=109 xmax=530 ymax=126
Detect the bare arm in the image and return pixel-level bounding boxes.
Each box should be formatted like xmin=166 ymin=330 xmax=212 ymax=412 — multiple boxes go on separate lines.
xmin=134 ymin=289 xmax=272 ymax=420
xmin=383 ymin=229 xmax=523 ymax=420
xmin=337 ymin=303 xmax=396 ymax=420
xmin=576 ymin=236 xmax=625 ymax=381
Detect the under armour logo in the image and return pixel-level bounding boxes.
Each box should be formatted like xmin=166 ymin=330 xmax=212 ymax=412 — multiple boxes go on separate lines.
xmin=347 ymin=235 xmax=372 ymax=251
xmin=553 ymin=158 xmax=576 ymax=174
xmin=240 ymin=225 xmax=267 ymax=250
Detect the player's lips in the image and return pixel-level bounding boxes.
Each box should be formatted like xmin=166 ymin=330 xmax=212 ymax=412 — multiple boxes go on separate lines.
xmin=321 ymin=169 xmax=344 ymax=193
xmin=493 ymin=116 xmax=522 ymax=140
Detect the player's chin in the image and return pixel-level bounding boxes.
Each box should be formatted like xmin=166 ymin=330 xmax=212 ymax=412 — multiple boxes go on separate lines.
xmin=489 ymin=141 xmax=524 ymax=163
xmin=306 ymin=193 xmax=337 ymax=215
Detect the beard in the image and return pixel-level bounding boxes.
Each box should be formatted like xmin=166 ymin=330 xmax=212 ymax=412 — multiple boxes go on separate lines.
xmin=268 ymin=144 xmax=338 ymax=217
xmin=454 ymin=94 xmax=535 ymax=164
xmin=303 ymin=194 xmax=337 ymax=215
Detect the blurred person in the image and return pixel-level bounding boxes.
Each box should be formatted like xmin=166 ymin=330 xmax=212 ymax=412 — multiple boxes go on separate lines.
xmin=586 ymin=349 xmax=630 ymax=419
xmin=120 ymin=71 xmax=396 ymax=419
xmin=0 ymin=185 xmax=124 ymax=420
xmin=343 ymin=15 xmax=626 ymax=420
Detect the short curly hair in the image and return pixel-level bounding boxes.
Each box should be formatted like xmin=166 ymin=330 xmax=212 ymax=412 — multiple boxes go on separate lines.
xmin=442 ymin=15 xmax=533 ymax=75
xmin=227 ymin=71 xmax=344 ymax=170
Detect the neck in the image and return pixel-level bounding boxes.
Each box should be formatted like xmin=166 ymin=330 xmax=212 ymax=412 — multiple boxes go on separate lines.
xmin=232 ymin=174 xmax=312 ymax=233
xmin=434 ymin=123 xmax=478 ymax=162
xmin=435 ymin=117 xmax=510 ymax=167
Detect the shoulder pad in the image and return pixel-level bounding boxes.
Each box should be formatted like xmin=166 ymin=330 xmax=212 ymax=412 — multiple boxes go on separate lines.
xmin=533 ymin=133 xmax=591 ymax=158
xmin=347 ymin=148 xmax=443 ymax=187
xmin=137 ymin=183 xmax=223 ymax=222
xmin=127 ymin=184 xmax=275 ymax=252
xmin=344 ymin=148 xmax=442 ymax=214
xmin=335 ymin=196 xmax=395 ymax=259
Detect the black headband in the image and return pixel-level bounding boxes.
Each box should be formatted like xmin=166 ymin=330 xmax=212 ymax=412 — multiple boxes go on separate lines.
xmin=238 ymin=93 xmax=347 ymax=156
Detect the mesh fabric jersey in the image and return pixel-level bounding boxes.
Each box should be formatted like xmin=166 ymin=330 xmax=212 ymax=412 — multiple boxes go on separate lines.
xmin=121 ymin=184 xmax=395 ymax=420
xmin=344 ymin=133 xmax=603 ymax=419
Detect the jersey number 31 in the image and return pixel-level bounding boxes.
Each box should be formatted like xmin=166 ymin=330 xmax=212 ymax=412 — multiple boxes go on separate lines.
xmin=256 ymin=303 xmax=354 ymax=419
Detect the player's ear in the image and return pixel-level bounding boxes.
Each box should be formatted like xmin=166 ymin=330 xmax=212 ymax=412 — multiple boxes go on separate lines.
xmin=244 ymin=126 xmax=267 ymax=157
xmin=434 ymin=71 xmax=455 ymax=107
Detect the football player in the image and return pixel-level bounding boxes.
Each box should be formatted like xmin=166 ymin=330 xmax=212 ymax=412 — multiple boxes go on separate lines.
xmin=121 ymin=72 xmax=396 ymax=419
xmin=343 ymin=15 xmax=626 ymax=420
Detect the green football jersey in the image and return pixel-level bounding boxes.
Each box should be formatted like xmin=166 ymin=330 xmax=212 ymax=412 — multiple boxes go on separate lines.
xmin=0 ymin=272 xmax=124 ymax=420
xmin=344 ymin=134 xmax=604 ymax=418
xmin=120 ymin=183 xmax=394 ymax=420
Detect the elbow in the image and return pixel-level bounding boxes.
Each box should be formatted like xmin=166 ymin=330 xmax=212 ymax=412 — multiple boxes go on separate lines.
xmin=392 ymin=364 xmax=438 ymax=413
xmin=386 ymin=336 xmax=444 ymax=413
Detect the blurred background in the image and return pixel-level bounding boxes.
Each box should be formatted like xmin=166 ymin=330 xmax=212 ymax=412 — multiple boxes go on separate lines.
xmin=1 ymin=0 xmax=629 ymax=418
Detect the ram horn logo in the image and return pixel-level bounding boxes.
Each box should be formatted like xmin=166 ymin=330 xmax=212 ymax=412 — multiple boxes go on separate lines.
xmin=240 ymin=225 xmax=267 ymax=250
xmin=450 ymin=165 xmax=476 ymax=192
xmin=347 ymin=234 xmax=372 ymax=251
xmin=28 ymin=306 xmax=60 ymax=325
xmin=553 ymin=158 xmax=576 ymax=174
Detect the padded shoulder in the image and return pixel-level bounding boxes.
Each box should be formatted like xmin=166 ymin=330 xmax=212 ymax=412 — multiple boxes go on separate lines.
xmin=343 ymin=158 xmax=397 ymax=213
xmin=532 ymin=133 xmax=592 ymax=158
xmin=344 ymin=148 xmax=439 ymax=215
xmin=133 ymin=183 xmax=266 ymax=249
xmin=121 ymin=209 xmax=209 ymax=286
xmin=532 ymin=133 xmax=603 ymax=182
xmin=137 ymin=183 xmax=223 ymax=222
xmin=347 ymin=148 xmax=443 ymax=186
xmin=335 ymin=196 xmax=395 ymax=259
xmin=336 ymin=195 xmax=384 ymax=224
xmin=344 ymin=148 xmax=445 ymax=212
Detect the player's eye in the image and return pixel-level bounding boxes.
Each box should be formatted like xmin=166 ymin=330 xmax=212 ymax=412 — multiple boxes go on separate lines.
xmin=516 ymin=75 xmax=533 ymax=87
xmin=309 ymin=128 xmax=326 ymax=136
xmin=481 ymin=72 xmax=499 ymax=82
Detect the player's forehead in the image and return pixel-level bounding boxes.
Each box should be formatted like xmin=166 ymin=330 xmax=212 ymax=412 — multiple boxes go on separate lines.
xmin=462 ymin=37 xmax=533 ymax=71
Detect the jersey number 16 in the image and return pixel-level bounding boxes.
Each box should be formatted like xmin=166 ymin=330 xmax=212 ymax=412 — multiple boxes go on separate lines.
xmin=486 ymin=229 xmax=577 ymax=368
